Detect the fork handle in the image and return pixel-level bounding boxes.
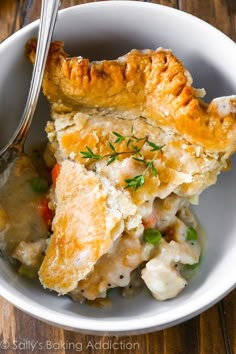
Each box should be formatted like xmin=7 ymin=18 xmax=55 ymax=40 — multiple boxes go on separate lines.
xmin=8 ymin=0 xmax=61 ymax=152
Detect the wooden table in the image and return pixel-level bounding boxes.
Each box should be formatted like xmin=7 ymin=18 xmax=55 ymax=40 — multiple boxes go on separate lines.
xmin=0 ymin=1 xmax=235 ymax=353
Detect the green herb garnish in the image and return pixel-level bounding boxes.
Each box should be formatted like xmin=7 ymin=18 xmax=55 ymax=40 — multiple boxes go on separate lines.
xmin=147 ymin=141 xmax=165 ymax=151
xmin=186 ymin=227 xmax=198 ymax=241
xmin=80 ymin=126 xmax=164 ymax=191
xmin=124 ymin=175 xmax=145 ymax=191
xmin=143 ymin=228 xmax=162 ymax=245
xmin=80 ymin=146 xmax=103 ymax=160
xmin=112 ymin=132 xmax=126 ymax=144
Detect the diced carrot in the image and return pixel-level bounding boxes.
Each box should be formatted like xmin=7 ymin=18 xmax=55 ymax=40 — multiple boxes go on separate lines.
xmin=39 ymin=198 xmax=53 ymax=229
xmin=143 ymin=210 xmax=159 ymax=229
xmin=51 ymin=163 xmax=60 ymax=188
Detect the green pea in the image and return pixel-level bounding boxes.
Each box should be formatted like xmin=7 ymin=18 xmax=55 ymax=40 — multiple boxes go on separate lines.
xmin=143 ymin=228 xmax=162 ymax=245
xmin=30 ymin=177 xmax=49 ymax=193
xmin=185 ymin=263 xmax=199 ymax=270
xmin=186 ymin=227 xmax=198 ymax=241
xmin=18 ymin=265 xmax=38 ymax=279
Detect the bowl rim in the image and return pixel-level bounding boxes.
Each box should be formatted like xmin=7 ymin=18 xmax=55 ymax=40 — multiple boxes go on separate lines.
xmin=0 ymin=276 xmax=235 ymax=335
xmin=0 ymin=0 xmax=235 ymax=335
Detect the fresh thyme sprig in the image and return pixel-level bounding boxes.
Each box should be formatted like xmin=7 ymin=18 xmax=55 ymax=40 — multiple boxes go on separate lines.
xmin=80 ymin=146 xmax=102 ymax=160
xmin=125 ymin=151 xmax=159 ymax=190
xmin=124 ymin=174 xmax=145 ymax=191
xmin=80 ymin=126 xmax=164 ymax=191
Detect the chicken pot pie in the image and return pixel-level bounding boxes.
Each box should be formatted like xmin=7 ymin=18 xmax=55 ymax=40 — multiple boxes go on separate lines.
xmin=20 ymin=39 xmax=236 ymax=302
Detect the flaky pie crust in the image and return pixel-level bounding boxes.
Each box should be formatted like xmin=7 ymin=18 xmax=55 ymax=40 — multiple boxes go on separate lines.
xmin=26 ymin=39 xmax=236 ymax=153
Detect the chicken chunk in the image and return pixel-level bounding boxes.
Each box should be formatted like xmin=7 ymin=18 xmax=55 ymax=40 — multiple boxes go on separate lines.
xmin=70 ymin=226 xmax=149 ymax=301
xmin=142 ymin=217 xmax=200 ymax=300
xmin=12 ymin=239 xmax=47 ymax=268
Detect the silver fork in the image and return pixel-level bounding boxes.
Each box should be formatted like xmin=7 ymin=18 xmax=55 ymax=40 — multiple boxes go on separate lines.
xmin=0 ymin=0 xmax=60 ymax=172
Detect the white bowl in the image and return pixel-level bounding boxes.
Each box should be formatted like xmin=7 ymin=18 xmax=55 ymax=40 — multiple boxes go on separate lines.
xmin=0 ymin=1 xmax=235 ymax=335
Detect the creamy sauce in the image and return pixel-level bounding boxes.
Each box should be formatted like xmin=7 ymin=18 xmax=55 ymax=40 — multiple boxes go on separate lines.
xmin=0 ymin=146 xmax=205 ymax=303
xmin=0 ymin=154 xmax=49 ymax=256
xmin=180 ymin=223 xmax=207 ymax=281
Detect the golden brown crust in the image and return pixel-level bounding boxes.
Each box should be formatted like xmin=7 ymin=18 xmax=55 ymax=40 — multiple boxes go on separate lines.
xmin=26 ymin=39 xmax=236 ymax=153
xmin=39 ymin=160 xmax=123 ymax=294
xmin=47 ymin=112 xmax=226 ymax=201
xmin=25 ymin=39 xmax=236 ymax=298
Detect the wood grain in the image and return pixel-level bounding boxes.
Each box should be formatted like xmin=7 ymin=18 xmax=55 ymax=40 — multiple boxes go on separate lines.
xmin=224 ymin=291 xmax=236 ymax=353
xmin=0 ymin=1 xmax=235 ymax=353
xmin=180 ymin=0 xmax=236 ymax=41
xmin=0 ymin=0 xmax=23 ymax=43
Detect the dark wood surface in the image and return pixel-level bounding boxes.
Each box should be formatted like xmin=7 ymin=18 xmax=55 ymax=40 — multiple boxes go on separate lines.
xmin=0 ymin=1 xmax=235 ymax=353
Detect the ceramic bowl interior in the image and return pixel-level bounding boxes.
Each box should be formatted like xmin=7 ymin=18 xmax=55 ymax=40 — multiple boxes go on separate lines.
xmin=0 ymin=1 xmax=235 ymax=335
